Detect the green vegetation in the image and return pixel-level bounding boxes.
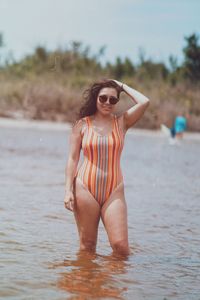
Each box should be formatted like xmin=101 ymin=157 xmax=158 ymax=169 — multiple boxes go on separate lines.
xmin=0 ymin=33 xmax=200 ymax=130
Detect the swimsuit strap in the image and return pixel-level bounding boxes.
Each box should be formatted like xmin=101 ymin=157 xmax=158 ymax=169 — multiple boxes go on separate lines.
xmin=85 ymin=116 xmax=91 ymax=128
xmin=113 ymin=115 xmax=119 ymax=132
xmin=79 ymin=117 xmax=90 ymax=137
xmin=114 ymin=115 xmax=125 ymax=138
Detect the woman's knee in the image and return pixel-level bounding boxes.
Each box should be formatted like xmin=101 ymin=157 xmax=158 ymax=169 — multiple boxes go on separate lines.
xmin=111 ymin=239 xmax=130 ymax=255
xmin=80 ymin=237 xmax=97 ymax=252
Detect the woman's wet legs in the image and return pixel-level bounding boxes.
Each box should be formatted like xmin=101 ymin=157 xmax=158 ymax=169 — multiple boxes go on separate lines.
xmin=101 ymin=183 xmax=130 ymax=256
xmin=74 ymin=178 xmax=101 ymax=252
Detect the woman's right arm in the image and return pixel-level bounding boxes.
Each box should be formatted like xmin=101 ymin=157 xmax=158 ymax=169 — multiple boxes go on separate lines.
xmin=64 ymin=119 xmax=83 ymax=211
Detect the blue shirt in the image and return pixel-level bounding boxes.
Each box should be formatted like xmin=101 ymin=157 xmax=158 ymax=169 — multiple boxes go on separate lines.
xmin=174 ymin=116 xmax=187 ymax=133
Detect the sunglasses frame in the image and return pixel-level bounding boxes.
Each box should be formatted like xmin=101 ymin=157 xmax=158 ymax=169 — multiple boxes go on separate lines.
xmin=98 ymin=94 xmax=119 ymax=105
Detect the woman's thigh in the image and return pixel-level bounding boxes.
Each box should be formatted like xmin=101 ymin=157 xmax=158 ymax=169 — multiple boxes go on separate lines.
xmin=73 ymin=177 xmax=101 ymax=242
xmin=101 ymin=183 xmax=129 ymax=246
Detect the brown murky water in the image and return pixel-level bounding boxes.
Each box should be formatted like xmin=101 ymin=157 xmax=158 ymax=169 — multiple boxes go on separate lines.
xmin=1 ymin=122 xmax=200 ymax=300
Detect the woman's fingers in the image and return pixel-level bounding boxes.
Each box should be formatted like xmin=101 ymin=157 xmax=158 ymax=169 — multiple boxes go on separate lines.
xmin=64 ymin=193 xmax=74 ymax=212
xmin=69 ymin=199 xmax=74 ymax=211
xmin=64 ymin=200 xmax=74 ymax=211
xmin=64 ymin=191 xmax=74 ymax=211
xmin=112 ymin=79 xmax=122 ymax=85
xmin=110 ymin=79 xmax=124 ymax=90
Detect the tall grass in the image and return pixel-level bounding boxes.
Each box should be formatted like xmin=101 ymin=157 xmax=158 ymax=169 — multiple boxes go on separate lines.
xmin=0 ymin=38 xmax=200 ymax=131
xmin=0 ymin=72 xmax=199 ymax=130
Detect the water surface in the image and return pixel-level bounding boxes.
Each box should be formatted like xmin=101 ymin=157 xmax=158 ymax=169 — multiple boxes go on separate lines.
xmin=0 ymin=123 xmax=200 ymax=299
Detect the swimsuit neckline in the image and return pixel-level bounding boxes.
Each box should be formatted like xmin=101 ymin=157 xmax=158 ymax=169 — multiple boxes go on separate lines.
xmin=88 ymin=115 xmax=115 ymax=137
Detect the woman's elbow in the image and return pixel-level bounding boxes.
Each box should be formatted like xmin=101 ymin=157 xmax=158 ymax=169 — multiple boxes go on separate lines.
xmin=65 ymin=156 xmax=78 ymax=173
xmin=69 ymin=152 xmax=80 ymax=165
xmin=142 ymin=97 xmax=150 ymax=107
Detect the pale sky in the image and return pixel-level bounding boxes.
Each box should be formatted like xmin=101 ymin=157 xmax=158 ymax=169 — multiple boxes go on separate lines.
xmin=0 ymin=0 xmax=200 ymax=66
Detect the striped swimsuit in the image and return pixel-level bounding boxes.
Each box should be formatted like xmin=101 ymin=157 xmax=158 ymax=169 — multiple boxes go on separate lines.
xmin=75 ymin=115 xmax=124 ymax=206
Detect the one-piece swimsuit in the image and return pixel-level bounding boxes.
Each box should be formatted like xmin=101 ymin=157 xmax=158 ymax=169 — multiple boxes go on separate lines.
xmin=75 ymin=115 xmax=125 ymax=206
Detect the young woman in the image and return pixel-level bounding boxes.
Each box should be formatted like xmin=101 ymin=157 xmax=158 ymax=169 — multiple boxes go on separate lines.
xmin=64 ymin=79 xmax=150 ymax=256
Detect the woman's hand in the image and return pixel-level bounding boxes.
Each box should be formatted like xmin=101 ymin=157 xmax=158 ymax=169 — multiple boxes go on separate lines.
xmin=110 ymin=79 xmax=124 ymax=91
xmin=64 ymin=190 xmax=74 ymax=211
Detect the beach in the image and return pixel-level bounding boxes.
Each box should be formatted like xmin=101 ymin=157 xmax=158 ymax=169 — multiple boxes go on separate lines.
xmin=0 ymin=117 xmax=200 ymax=300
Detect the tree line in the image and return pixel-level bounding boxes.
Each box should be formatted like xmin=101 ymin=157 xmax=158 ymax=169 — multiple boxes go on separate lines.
xmin=0 ymin=32 xmax=200 ymax=84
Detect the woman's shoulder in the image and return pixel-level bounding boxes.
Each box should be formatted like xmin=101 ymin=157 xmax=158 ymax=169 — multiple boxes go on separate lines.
xmin=72 ymin=117 xmax=88 ymax=136
xmin=73 ymin=117 xmax=87 ymax=126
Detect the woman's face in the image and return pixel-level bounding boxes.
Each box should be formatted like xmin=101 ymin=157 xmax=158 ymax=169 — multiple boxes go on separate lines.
xmin=96 ymin=87 xmax=119 ymax=116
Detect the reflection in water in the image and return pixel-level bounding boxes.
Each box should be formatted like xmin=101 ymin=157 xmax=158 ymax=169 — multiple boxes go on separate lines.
xmin=51 ymin=251 xmax=134 ymax=299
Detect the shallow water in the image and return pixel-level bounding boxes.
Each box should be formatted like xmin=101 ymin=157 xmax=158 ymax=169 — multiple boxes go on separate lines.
xmin=0 ymin=124 xmax=200 ymax=300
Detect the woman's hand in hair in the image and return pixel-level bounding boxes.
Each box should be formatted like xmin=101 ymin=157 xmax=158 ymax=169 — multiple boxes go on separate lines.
xmin=110 ymin=79 xmax=124 ymax=91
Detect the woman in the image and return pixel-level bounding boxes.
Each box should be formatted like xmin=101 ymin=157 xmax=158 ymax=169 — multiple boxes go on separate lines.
xmin=64 ymin=79 xmax=150 ymax=256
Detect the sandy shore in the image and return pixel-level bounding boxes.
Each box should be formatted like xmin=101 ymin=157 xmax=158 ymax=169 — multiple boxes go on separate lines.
xmin=0 ymin=117 xmax=199 ymax=140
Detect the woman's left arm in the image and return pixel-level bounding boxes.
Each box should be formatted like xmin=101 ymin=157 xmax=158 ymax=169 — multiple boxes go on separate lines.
xmin=122 ymin=83 xmax=150 ymax=130
xmin=114 ymin=80 xmax=150 ymax=130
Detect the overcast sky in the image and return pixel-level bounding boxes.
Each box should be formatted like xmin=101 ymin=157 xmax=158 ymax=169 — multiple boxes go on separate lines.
xmin=0 ymin=0 xmax=200 ymax=65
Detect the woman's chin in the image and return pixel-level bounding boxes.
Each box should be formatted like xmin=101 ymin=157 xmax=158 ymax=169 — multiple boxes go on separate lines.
xmin=102 ymin=111 xmax=111 ymax=116
xmin=102 ymin=108 xmax=112 ymax=114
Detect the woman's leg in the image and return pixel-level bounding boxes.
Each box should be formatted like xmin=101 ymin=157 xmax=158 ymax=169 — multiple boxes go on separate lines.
xmin=176 ymin=132 xmax=183 ymax=139
xmin=73 ymin=177 xmax=101 ymax=252
xmin=101 ymin=183 xmax=130 ymax=256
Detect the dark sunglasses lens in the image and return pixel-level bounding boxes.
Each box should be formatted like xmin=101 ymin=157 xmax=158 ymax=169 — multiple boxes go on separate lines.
xmin=99 ymin=95 xmax=107 ymax=103
xmin=110 ymin=97 xmax=119 ymax=105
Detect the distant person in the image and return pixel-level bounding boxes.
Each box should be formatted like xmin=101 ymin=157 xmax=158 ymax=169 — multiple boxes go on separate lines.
xmin=64 ymin=79 xmax=150 ymax=256
xmin=171 ymin=114 xmax=187 ymax=139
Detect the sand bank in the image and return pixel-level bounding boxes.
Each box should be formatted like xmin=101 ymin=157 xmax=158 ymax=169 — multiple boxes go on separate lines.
xmin=0 ymin=117 xmax=199 ymax=141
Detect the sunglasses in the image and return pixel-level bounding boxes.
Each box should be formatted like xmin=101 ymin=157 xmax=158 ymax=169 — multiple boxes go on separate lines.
xmin=98 ymin=94 xmax=119 ymax=105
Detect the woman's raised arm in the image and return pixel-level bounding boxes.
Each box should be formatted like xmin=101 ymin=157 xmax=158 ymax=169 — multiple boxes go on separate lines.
xmin=113 ymin=80 xmax=150 ymax=131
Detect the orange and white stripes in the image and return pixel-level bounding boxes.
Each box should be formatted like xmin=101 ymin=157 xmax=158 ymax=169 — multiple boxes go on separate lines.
xmin=76 ymin=115 xmax=124 ymax=206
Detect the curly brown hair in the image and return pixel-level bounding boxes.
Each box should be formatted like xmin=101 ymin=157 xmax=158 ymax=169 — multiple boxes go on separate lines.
xmin=77 ymin=79 xmax=122 ymax=120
